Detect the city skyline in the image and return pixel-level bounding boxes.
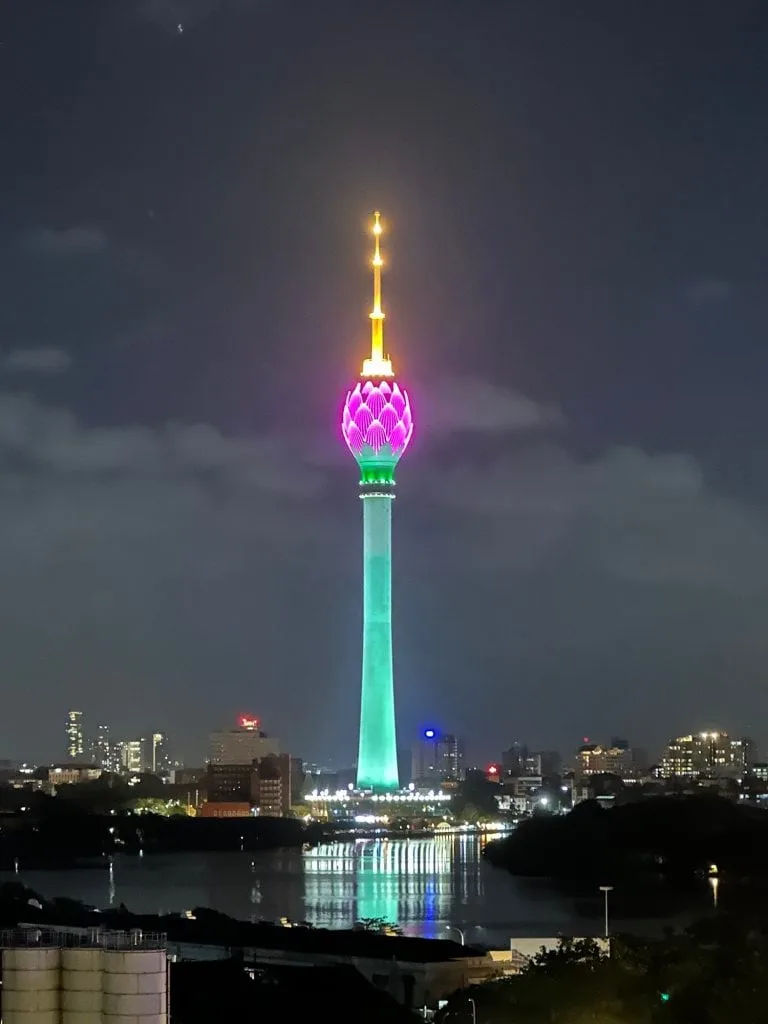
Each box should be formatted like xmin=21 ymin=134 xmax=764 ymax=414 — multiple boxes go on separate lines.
xmin=55 ymin=705 xmax=765 ymax=779
xmin=3 ymin=3 xmax=768 ymax=762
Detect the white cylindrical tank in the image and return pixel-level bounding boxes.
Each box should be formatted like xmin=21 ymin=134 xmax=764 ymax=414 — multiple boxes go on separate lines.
xmin=102 ymin=949 xmax=167 ymax=1024
xmin=2 ymin=947 xmax=61 ymax=1024
xmin=61 ymin=947 xmax=103 ymax=1024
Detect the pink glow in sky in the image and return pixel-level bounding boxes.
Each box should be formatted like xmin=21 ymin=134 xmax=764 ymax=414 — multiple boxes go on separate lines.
xmin=342 ymin=379 xmax=413 ymax=458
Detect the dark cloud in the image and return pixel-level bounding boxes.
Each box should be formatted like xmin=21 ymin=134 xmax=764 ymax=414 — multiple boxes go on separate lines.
xmin=426 ymin=376 xmax=563 ymax=434
xmin=684 ymin=279 xmax=734 ymax=306
xmin=0 ymin=394 xmax=321 ymax=489
xmin=23 ymin=228 xmax=108 ymax=257
xmin=4 ymin=228 xmax=166 ymax=368
xmin=135 ymin=0 xmax=252 ymax=32
xmin=423 ymin=444 xmax=764 ymax=592
xmin=3 ymin=348 xmax=72 ymax=375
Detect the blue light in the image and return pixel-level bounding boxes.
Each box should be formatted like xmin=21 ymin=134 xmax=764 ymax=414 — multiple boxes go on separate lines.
xmin=424 ymin=729 xmax=436 ymax=739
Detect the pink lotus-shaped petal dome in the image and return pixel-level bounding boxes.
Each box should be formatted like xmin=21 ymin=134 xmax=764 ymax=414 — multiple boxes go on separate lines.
xmin=342 ymin=379 xmax=414 ymax=461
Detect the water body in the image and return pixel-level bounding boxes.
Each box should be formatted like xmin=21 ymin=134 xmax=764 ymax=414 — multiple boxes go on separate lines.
xmin=0 ymin=835 xmax=710 ymax=947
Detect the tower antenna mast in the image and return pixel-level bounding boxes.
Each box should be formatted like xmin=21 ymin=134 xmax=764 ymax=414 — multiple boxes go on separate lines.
xmin=362 ymin=211 xmax=393 ymax=378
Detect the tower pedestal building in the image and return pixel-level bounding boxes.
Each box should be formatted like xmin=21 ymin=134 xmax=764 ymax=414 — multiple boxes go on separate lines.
xmin=342 ymin=212 xmax=413 ymax=791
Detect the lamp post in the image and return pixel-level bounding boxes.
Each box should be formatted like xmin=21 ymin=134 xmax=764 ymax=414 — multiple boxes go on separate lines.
xmin=446 ymin=925 xmax=466 ymax=945
xmin=599 ymin=885 xmax=613 ymax=939
xmin=468 ymin=997 xmax=477 ymax=1024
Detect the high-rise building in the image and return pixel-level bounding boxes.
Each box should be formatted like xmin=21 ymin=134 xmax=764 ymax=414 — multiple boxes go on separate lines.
xmin=539 ymin=750 xmax=562 ymax=777
xmin=206 ymin=762 xmax=253 ymax=804
xmin=93 ymin=723 xmax=118 ymax=772
xmin=151 ymin=732 xmax=169 ymax=774
xmin=576 ymin=743 xmax=633 ymax=779
xmin=342 ymin=212 xmax=414 ymax=791
xmin=66 ymin=710 xmax=84 ymax=760
xmin=119 ymin=739 xmax=146 ymax=774
xmin=502 ymin=742 xmax=529 ymax=777
xmin=412 ymin=729 xmax=464 ymax=786
xmin=289 ymin=757 xmax=305 ymax=805
xmin=254 ymin=753 xmax=292 ymax=817
xmin=502 ymin=744 xmax=559 ymax=778
xmin=659 ymin=731 xmax=751 ymax=779
xmin=209 ymin=716 xmax=279 ymax=765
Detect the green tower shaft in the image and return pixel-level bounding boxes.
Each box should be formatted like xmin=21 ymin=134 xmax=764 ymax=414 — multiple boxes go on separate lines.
xmin=356 ymin=490 xmax=399 ymax=790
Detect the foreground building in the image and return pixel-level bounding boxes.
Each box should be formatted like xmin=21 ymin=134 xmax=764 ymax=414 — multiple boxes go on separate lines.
xmin=4 ymin=919 xmax=493 ymax=1018
xmin=1 ymin=927 xmax=168 ymax=1024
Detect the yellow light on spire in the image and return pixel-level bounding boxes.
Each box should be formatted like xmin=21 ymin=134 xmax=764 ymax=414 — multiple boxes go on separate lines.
xmin=362 ymin=210 xmax=393 ymax=377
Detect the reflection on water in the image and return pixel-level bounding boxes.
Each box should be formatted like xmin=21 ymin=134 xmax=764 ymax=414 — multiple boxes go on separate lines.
xmin=0 ymin=834 xmax=590 ymax=945
xmin=304 ymin=835 xmax=482 ymax=937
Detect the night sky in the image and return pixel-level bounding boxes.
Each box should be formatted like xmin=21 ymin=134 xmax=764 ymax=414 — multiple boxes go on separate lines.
xmin=2 ymin=0 xmax=768 ymax=764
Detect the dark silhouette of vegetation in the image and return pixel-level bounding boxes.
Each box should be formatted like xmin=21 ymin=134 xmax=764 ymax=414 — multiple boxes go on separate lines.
xmin=484 ymin=793 xmax=768 ymax=883
xmin=0 ymin=882 xmax=471 ymax=965
xmin=452 ymin=772 xmax=501 ymax=819
xmin=353 ymin=917 xmax=402 ymax=935
xmin=440 ymin=915 xmax=768 ymax=1023
xmin=0 ymin=784 xmax=325 ymax=868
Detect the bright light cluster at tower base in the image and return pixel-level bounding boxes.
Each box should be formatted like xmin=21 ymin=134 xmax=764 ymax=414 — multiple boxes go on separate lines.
xmin=307 ymin=788 xmax=452 ymax=803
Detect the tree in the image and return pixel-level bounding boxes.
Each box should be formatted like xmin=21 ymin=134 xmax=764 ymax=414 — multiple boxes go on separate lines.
xmin=131 ymin=797 xmax=188 ymax=816
xmin=454 ymin=775 xmax=501 ymax=819
xmin=353 ymin=917 xmax=402 ymax=935
xmin=459 ymin=803 xmax=486 ymax=825
xmin=288 ymin=803 xmax=312 ymax=819
xmin=440 ymin=916 xmax=768 ymax=1024
xmin=441 ymin=937 xmax=656 ymax=1024
xmin=483 ymin=794 xmax=768 ymax=883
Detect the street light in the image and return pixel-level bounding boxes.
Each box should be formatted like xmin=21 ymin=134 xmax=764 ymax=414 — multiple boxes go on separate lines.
xmin=468 ymin=997 xmax=477 ymax=1024
xmin=599 ymin=885 xmax=613 ymax=939
xmin=446 ymin=925 xmax=466 ymax=945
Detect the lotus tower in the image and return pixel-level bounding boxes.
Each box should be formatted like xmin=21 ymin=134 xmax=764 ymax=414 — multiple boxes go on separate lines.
xmin=342 ymin=212 xmax=414 ymax=791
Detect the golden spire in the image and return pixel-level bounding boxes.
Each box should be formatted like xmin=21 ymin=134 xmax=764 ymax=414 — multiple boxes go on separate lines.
xmin=362 ymin=211 xmax=393 ymax=377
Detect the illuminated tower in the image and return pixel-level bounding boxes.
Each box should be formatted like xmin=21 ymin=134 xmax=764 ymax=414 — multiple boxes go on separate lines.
xmin=342 ymin=212 xmax=414 ymax=791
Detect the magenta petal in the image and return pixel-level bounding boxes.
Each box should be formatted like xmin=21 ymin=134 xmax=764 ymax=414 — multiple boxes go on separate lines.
xmin=389 ymin=424 xmax=406 ymax=451
xmin=367 ymin=423 xmax=386 ymax=452
xmin=380 ymin=405 xmax=398 ymax=433
xmin=346 ymin=424 xmax=364 ymax=452
xmin=366 ymin=389 xmax=385 ymax=417
xmin=347 ymin=387 xmax=362 ymax=416
xmin=355 ymin=406 xmax=373 ymax=433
